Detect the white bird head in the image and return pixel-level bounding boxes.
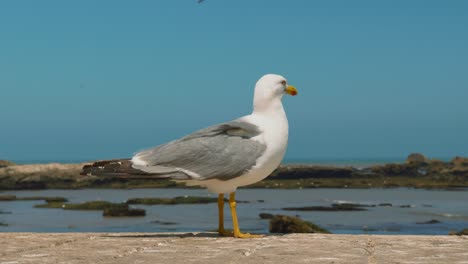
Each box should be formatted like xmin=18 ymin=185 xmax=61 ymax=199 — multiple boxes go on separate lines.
xmin=253 ymin=74 xmax=297 ymax=113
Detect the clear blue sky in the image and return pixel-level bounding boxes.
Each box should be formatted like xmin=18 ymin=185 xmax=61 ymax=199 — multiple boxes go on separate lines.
xmin=1 ymin=0 xmax=467 ymax=162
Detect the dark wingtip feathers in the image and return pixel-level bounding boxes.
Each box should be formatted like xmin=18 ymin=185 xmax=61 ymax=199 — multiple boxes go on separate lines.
xmin=80 ymin=159 xmax=146 ymax=177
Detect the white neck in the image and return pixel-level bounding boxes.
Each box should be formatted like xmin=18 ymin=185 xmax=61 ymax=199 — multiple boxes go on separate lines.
xmin=252 ymin=92 xmax=285 ymax=115
xmin=251 ymin=95 xmax=289 ymax=141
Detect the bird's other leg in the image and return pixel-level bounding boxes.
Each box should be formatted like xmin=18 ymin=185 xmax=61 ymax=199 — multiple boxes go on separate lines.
xmin=217 ymin=193 xmax=232 ymax=236
xmin=229 ymin=192 xmax=264 ymax=238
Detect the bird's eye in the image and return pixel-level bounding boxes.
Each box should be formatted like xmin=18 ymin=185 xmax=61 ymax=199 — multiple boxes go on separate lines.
xmin=280 ymin=80 xmax=286 ymax=85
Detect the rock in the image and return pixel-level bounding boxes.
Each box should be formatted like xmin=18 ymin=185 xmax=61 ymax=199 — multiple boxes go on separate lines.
xmin=406 ymin=153 xmax=429 ymax=164
xmin=333 ymin=202 xmax=376 ymax=208
xmin=259 ymin=213 xmax=274 ymax=219
xmin=0 ymin=195 xmax=17 ymax=201
xmin=269 ymin=215 xmax=330 ymax=234
xmin=449 ymin=228 xmax=468 ymax=236
xmin=451 ymin=157 xmax=468 ymax=167
xmin=400 ymin=205 xmax=412 ymax=208
xmin=378 ymin=203 xmax=393 ymax=207
xmin=34 ymin=202 xmax=65 ymax=208
xmin=2 ymin=154 xmax=468 ymax=190
xmin=103 ymin=205 xmax=146 ymax=217
xmin=0 ymin=160 xmax=16 ymax=168
xmin=63 ymin=201 xmax=119 ymax=210
xmin=126 ymin=196 xmax=219 ymax=205
xmin=331 ymin=203 xmax=369 ymax=210
xmin=370 ymin=163 xmax=417 ymax=177
xmin=283 ymin=204 xmax=367 ymax=211
xmin=43 ymin=197 xmax=68 ymax=203
xmin=451 ymin=157 xmax=468 ymax=176
xmin=34 ymin=199 xmax=146 ymax=217
xmin=416 ymin=219 xmax=441 ymax=225
xmin=362 ymin=225 xmax=378 ymax=232
xmin=0 ymin=162 xmax=88 ymax=189
xmin=150 ymin=220 xmax=178 ymax=225
xmin=271 ymin=165 xmax=354 ymax=179
xmin=12 ymin=196 xmax=67 ymax=203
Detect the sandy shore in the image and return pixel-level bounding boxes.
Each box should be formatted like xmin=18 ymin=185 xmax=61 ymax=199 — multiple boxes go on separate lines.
xmin=1 ymin=233 xmax=467 ymax=264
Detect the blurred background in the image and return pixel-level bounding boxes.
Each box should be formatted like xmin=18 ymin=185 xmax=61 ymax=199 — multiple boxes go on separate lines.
xmin=1 ymin=0 xmax=467 ymax=162
xmin=1 ymin=1 xmax=467 ymax=236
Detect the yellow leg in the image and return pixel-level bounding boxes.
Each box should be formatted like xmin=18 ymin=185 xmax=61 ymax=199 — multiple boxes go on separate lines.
xmin=217 ymin=194 xmax=232 ymax=236
xmin=229 ymin=192 xmax=264 ymax=238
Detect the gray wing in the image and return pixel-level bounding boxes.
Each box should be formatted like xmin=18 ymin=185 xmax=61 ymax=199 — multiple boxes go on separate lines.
xmin=132 ymin=120 xmax=266 ymax=181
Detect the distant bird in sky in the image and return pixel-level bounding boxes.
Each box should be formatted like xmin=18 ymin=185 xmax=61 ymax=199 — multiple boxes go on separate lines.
xmin=82 ymin=74 xmax=298 ymax=238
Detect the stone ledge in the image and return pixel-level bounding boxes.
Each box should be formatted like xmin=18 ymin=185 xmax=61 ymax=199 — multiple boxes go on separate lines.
xmin=1 ymin=233 xmax=467 ymax=264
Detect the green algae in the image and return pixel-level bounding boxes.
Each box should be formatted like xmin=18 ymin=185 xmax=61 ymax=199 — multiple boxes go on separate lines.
xmin=269 ymin=215 xmax=330 ymax=234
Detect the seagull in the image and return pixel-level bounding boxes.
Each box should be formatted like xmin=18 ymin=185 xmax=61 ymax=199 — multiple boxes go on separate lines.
xmin=81 ymin=74 xmax=297 ymax=238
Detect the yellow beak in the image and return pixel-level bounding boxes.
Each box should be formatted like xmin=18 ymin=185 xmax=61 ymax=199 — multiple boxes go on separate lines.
xmin=285 ymin=85 xmax=298 ymax=96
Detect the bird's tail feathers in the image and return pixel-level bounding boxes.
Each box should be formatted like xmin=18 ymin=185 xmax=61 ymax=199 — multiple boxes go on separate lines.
xmin=81 ymin=159 xmax=155 ymax=178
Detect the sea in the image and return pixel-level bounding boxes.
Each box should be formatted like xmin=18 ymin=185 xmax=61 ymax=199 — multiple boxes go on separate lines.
xmin=2 ymin=158 xmax=466 ymax=235
xmin=1 ymin=188 xmax=467 ymax=235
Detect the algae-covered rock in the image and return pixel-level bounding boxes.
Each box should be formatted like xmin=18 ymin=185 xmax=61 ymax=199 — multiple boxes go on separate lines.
xmin=35 ymin=202 xmax=65 ymax=208
xmin=416 ymin=219 xmax=441 ymax=225
xmin=63 ymin=201 xmax=118 ymax=210
xmin=0 ymin=160 xmax=16 ymax=168
xmin=269 ymin=215 xmax=330 ymax=234
xmin=126 ymin=196 xmax=219 ymax=205
xmin=35 ymin=200 xmax=147 ymax=217
xmin=451 ymin=157 xmax=468 ymax=167
xmin=378 ymin=203 xmax=393 ymax=207
xmin=451 ymin=157 xmax=468 ymax=176
xmin=150 ymin=220 xmax=178 ymax=225
xmin=45 ymin=197 xmax=68 ymax=203
xmin=36 ymin=200 xmax=121 ymax=210
xmin=449 ymin=228 xmax=468 ymax=236
xmin=19 ymin=196 xmax=68 ymax=203
xmin=0 ymin=195 xmax=16 ymax=201
xmin=406 ymin=153 xmax=429 ymax=164
xmin=103 ymin=204 xmax=145 ymax=217
xmin=272 ymin=165 xmax=354 ymax=179
xmin=283 ymin=203 xmax=367 ymax=211
xmin=0 ymin=195 xmax=67 ymax=203
xmin=259 ymin=213 xmax=274 ymax=219
xmin=333 ymin=202 xmax=376 ymax=208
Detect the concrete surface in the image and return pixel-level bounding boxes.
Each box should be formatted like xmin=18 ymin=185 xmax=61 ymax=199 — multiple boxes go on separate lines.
xmin=1 ymin=233 xmax=467 ymax=264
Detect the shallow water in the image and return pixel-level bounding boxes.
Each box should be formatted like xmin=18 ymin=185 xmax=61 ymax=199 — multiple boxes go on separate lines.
xmin=1 ymin=188 xmax=467 ymax=235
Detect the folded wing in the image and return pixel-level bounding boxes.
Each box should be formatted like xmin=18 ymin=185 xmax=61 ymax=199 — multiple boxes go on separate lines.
xmin=132 ymin=120 xmax=266 ymax=181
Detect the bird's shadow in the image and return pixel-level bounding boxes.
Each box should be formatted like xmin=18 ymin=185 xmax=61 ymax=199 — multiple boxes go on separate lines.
xmin=100 ymin=232 xmax=285 ymax=239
